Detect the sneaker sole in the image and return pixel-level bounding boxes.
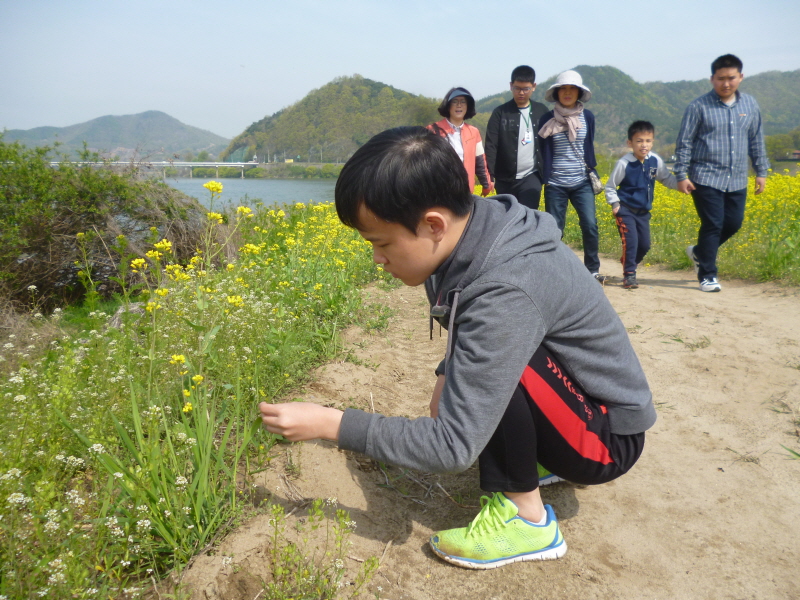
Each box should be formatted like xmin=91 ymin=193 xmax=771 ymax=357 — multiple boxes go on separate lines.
xmin=430 ymin=539 xmax=567 ymax=570
xmin=538 ymin=473 xmax=565 ymax=486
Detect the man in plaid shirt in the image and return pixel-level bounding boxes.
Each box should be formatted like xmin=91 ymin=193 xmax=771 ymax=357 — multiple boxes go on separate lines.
xmin=674 ymin=54 xmax=769 ymax=293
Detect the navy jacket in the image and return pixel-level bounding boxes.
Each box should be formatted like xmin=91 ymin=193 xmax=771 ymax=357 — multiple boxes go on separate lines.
xmin=537 ymin=109 xmax=597 ymax=184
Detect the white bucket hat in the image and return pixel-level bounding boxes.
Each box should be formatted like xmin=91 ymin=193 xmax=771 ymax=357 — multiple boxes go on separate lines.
xmin=544 ymin=70 xmax=592 ymax=103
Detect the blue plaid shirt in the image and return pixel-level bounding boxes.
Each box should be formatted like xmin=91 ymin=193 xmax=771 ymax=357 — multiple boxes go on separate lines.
xmin=674 ymin=90 xmax=769 ymax=192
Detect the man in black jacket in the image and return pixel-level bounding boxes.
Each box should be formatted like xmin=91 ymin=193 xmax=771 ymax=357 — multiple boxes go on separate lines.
xmin=485 ymin=65 xmax=548 ymax=210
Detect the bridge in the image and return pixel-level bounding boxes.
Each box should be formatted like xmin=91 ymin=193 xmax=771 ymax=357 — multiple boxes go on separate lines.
xmin=48 ymin=161 xmax=260 ymax=178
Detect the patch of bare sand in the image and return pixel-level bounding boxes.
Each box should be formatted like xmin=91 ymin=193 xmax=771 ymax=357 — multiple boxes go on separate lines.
xmin=180 ymin=256 xmax=800 ymax=600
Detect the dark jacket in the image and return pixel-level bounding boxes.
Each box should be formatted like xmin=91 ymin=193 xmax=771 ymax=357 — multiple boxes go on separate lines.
xmin=484 ymin=99 xmax=548 ymax=183
xmin=338 ymin=195 xmax=655 ymax=473
xmin=537 ymin=109 xmax=597 ymax=184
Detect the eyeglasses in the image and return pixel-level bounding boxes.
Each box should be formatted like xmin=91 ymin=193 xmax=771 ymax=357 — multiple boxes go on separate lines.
xmin=512 ymin=86 xmax=533 ymax=93
xmin=450 ymin=98 xmax=468 ymax=106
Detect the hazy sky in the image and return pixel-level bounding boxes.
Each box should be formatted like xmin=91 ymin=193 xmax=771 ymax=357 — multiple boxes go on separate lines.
xmin=2 ymin=0 xmax=798 ymax=139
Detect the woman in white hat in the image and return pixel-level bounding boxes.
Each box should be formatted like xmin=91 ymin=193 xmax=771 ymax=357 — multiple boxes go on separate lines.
xmin=537 ymin=70 xmax=604 ymax=281
xmin=428 ymin=87 xmax=494 ymax=197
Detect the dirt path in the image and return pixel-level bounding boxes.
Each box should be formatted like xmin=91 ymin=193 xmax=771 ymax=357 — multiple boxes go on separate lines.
xmin=181 ymin=255 xmax=800 ymax=600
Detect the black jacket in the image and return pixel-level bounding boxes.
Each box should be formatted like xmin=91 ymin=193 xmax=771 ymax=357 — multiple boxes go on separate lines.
xmin=484 ymin=99 xmax=548 ymax=183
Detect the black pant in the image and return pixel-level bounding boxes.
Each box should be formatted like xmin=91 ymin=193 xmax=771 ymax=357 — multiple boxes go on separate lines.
xmin=615 ymin=204 xmax=651 ymax=274
xmin=479 ymin=345 xmax=645 ymax=493
xmin=495 ymin=172 xmax=543 ymax=211
xmin=691 ymin=183 xmax=747 ymax=281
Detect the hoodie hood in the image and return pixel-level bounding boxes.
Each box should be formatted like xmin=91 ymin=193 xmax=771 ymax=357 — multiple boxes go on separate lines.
xmin=426 ymin=194 xmax=561 ymax=317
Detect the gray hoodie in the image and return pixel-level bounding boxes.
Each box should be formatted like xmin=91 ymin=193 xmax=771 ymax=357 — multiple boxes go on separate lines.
xmin=338 ymin=195 xmax=655 ymax=473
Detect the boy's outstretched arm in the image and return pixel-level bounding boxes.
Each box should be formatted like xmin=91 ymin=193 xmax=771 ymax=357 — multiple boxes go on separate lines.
xmin=259 ymin=402 xmax=343 ymax=442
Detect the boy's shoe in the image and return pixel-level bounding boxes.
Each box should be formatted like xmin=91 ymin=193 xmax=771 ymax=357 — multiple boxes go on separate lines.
xmin=537 ymin=463 xmax=565 ymax=486
xmin=429 ymin=492 xmax=567 ymax=569
xmin=699 ymin=277 xmax=722 ymax=292
xmin=622 ymin=273 xmax=638 ymax=289
xmin=592 ymin=272 xmax=607 ymax=284
xmin=686 ymin=245 xmax=700 ymax=275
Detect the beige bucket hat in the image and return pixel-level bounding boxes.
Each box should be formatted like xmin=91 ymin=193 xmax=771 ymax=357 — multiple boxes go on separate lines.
xmin=544 ymin=70 xmax=592 ymax=102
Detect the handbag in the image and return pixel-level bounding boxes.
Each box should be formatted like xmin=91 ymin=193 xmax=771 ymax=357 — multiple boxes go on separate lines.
xmin=568 ymin=138 xmax=604 ymax=195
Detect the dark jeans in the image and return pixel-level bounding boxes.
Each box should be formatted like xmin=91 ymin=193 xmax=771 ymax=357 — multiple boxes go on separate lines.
xmin=479 ymin=345 xmax=645 ymax=492
xmin=495 ymin=172 xmax=543 ymax=211
xmin=691 ymin=183 xmax=748 ymax=281
xmin=544 ymin=180 xmax=600 ymax=272
xmin=615 ymin=204 xmax=651 ymax=274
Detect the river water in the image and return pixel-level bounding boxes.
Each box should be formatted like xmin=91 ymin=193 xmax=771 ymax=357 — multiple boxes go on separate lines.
xmin=164 ymin=178 xmax=337 ymax=209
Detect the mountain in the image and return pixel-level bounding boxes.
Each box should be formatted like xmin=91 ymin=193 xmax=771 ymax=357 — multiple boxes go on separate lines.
xmin=220 ymin=75 xmax=439 ymax=162
xmin=3 ymin=111 xmax=230 ymax=160
xmin=476 ymin=66 xmax=800 ymax=155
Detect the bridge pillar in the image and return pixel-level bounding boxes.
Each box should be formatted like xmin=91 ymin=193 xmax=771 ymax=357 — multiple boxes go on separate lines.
xmin=215 ymin=166 xmax=219 ymax=178
xmin=241 ymin=166 xmax=244 ymax=179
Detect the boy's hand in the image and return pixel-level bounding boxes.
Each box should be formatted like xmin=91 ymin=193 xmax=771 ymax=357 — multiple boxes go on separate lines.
xmin=755 ymin=177 xmax=766 ymax=195
xmin=677 ymin=179 xmax=695 ymax=195
xmin=259 ymin=401 xmax=343 ymax=442
xmin=612 ymin=204 xmax=620 ymax=215
xmin=429 ymin=374 xmax=445 ymax=418
xmin=481 ymin=182 xmax=495 ymax=197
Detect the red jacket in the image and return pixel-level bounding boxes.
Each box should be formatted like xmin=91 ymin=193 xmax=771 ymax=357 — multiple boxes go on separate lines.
xmin=427 ymin=119 xmax=493 ymax=193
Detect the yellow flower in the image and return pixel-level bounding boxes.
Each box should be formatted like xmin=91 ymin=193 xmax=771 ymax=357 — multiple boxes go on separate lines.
xmin=76 ymin=232 xmax=86 ymax=240
xmin=226 ymin=263 xmax=235 ymax=271
xmin=182 ymin=402 xmax=193 ymax=413
xmin=203 ymin=180 xmax=223 ymax=194
xmin=155 ymin=288 xmax=169 ymax=297
xmin=237 ymin=206 xmax=253 ymax=216
xmin=145 ymin=250 xmax=163 ymax=260
xmin=206 ymin=212 xmax=224 ymax=224
xmin=183 ymin=389 xmax=191 ymax=397
xmin=170 ymin=354 xmax=186 ymax=365
xmin=145 ymin=301 xmax=162 ymax=312
xmin=192 ymin=375 xmax=204 ymax=384
xmin=153 ymin=238 xmax=172 ymax=253
xmin=227 ymin=295 xmax=244 ymax=308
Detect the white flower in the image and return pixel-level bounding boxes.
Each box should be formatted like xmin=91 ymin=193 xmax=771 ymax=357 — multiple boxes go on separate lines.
xmin=88 ymin=443 xmax=105 ymax=454
xmin=7 ymin=493 xmax=31 ymax=507
xmin=28 ymin=285 xmax=38 ymax=292
xmin=13 ymin=395 xmax=26 ymax=403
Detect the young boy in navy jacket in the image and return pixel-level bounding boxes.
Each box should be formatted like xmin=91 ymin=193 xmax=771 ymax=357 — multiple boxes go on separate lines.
xmin=605 ymin=121 xmax=677 ymax=289
xmin=260 ymin=126 xmax=655 ymax=569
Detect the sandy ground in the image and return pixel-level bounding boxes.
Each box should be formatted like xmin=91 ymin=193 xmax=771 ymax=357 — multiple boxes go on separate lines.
xmin=179 ymin=254 xmax=800 ymax=600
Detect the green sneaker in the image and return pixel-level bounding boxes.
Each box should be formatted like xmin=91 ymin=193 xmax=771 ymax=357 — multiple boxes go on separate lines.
xmin=538 ymin=463 xmax=565 ymax=486
xmin=429 ymin=492 xmax=567 ymax=569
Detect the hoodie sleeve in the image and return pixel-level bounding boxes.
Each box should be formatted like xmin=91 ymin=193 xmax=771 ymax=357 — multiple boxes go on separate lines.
xmin=338 ymin=283 xmax=544 ymax=473
xmin=604 ymin=157 xmax=627 ymax=206
xmin=653 ymin=153 xmax=678 ymax=190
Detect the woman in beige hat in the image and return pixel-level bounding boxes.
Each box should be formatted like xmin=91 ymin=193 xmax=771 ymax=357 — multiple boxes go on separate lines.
xmin=537 ymin=70 xmax=604 ymax=282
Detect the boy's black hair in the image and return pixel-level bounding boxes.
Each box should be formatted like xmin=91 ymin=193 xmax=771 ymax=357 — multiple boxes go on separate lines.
xmin=335 ymin=127 xmax=472 ymax=234
xmin=437 ymin=87 xmax=477 ymax=120
xmin=711 ymin=54 xmax=743 ymax=74
xmin=627 ymin=120 xmax=655 ymax=140
xmin=510 ymin=65 xmax=536 ymax=84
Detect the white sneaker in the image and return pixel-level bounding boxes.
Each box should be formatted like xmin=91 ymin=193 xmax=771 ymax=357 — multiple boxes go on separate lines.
xmin=699 ymin=277 xmax=721 ymax=292
xmin=686 ymin=245 xmax=700 ymax=275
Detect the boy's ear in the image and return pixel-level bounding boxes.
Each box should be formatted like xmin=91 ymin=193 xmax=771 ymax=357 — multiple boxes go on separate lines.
xmin=420 ymin=210 xmax=449 ymax=242
xmin=626 ymin=139 xmax=633 ymax=148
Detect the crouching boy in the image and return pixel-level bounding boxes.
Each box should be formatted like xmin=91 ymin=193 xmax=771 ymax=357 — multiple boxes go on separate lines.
xmin=259 ymin=126 xmax=656 ymax=569
xmin=605 ymin=121 xmax=678 ymax=289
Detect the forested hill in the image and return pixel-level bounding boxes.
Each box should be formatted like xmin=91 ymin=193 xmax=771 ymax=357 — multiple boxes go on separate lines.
xmin=220 ymin=75 xmax=439 ymax=162
xmin=226 ymin=67 xmax=799 ymax=163
xmin=3 ymin=111 xmax=230 ymax=160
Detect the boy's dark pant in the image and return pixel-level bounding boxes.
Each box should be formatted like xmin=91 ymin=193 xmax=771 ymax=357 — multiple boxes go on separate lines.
xmin=615 ymin=204 xmax=652 ymax=274
xmin=495 ymin=172 xmax=543 ymax=211
xmin=479 ymin=345 xmax=645 ymax=492
xmin=691 ymin=183 xmax=747 ymax=281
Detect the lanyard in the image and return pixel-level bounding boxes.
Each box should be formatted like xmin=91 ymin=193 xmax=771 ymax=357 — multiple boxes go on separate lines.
xmin=520 ymin=107 xmax=532 ymax=131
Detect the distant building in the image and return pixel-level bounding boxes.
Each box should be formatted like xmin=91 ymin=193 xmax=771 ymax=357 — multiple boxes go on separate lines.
xmin=791 ymin=150 xmax=800 ymax=160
